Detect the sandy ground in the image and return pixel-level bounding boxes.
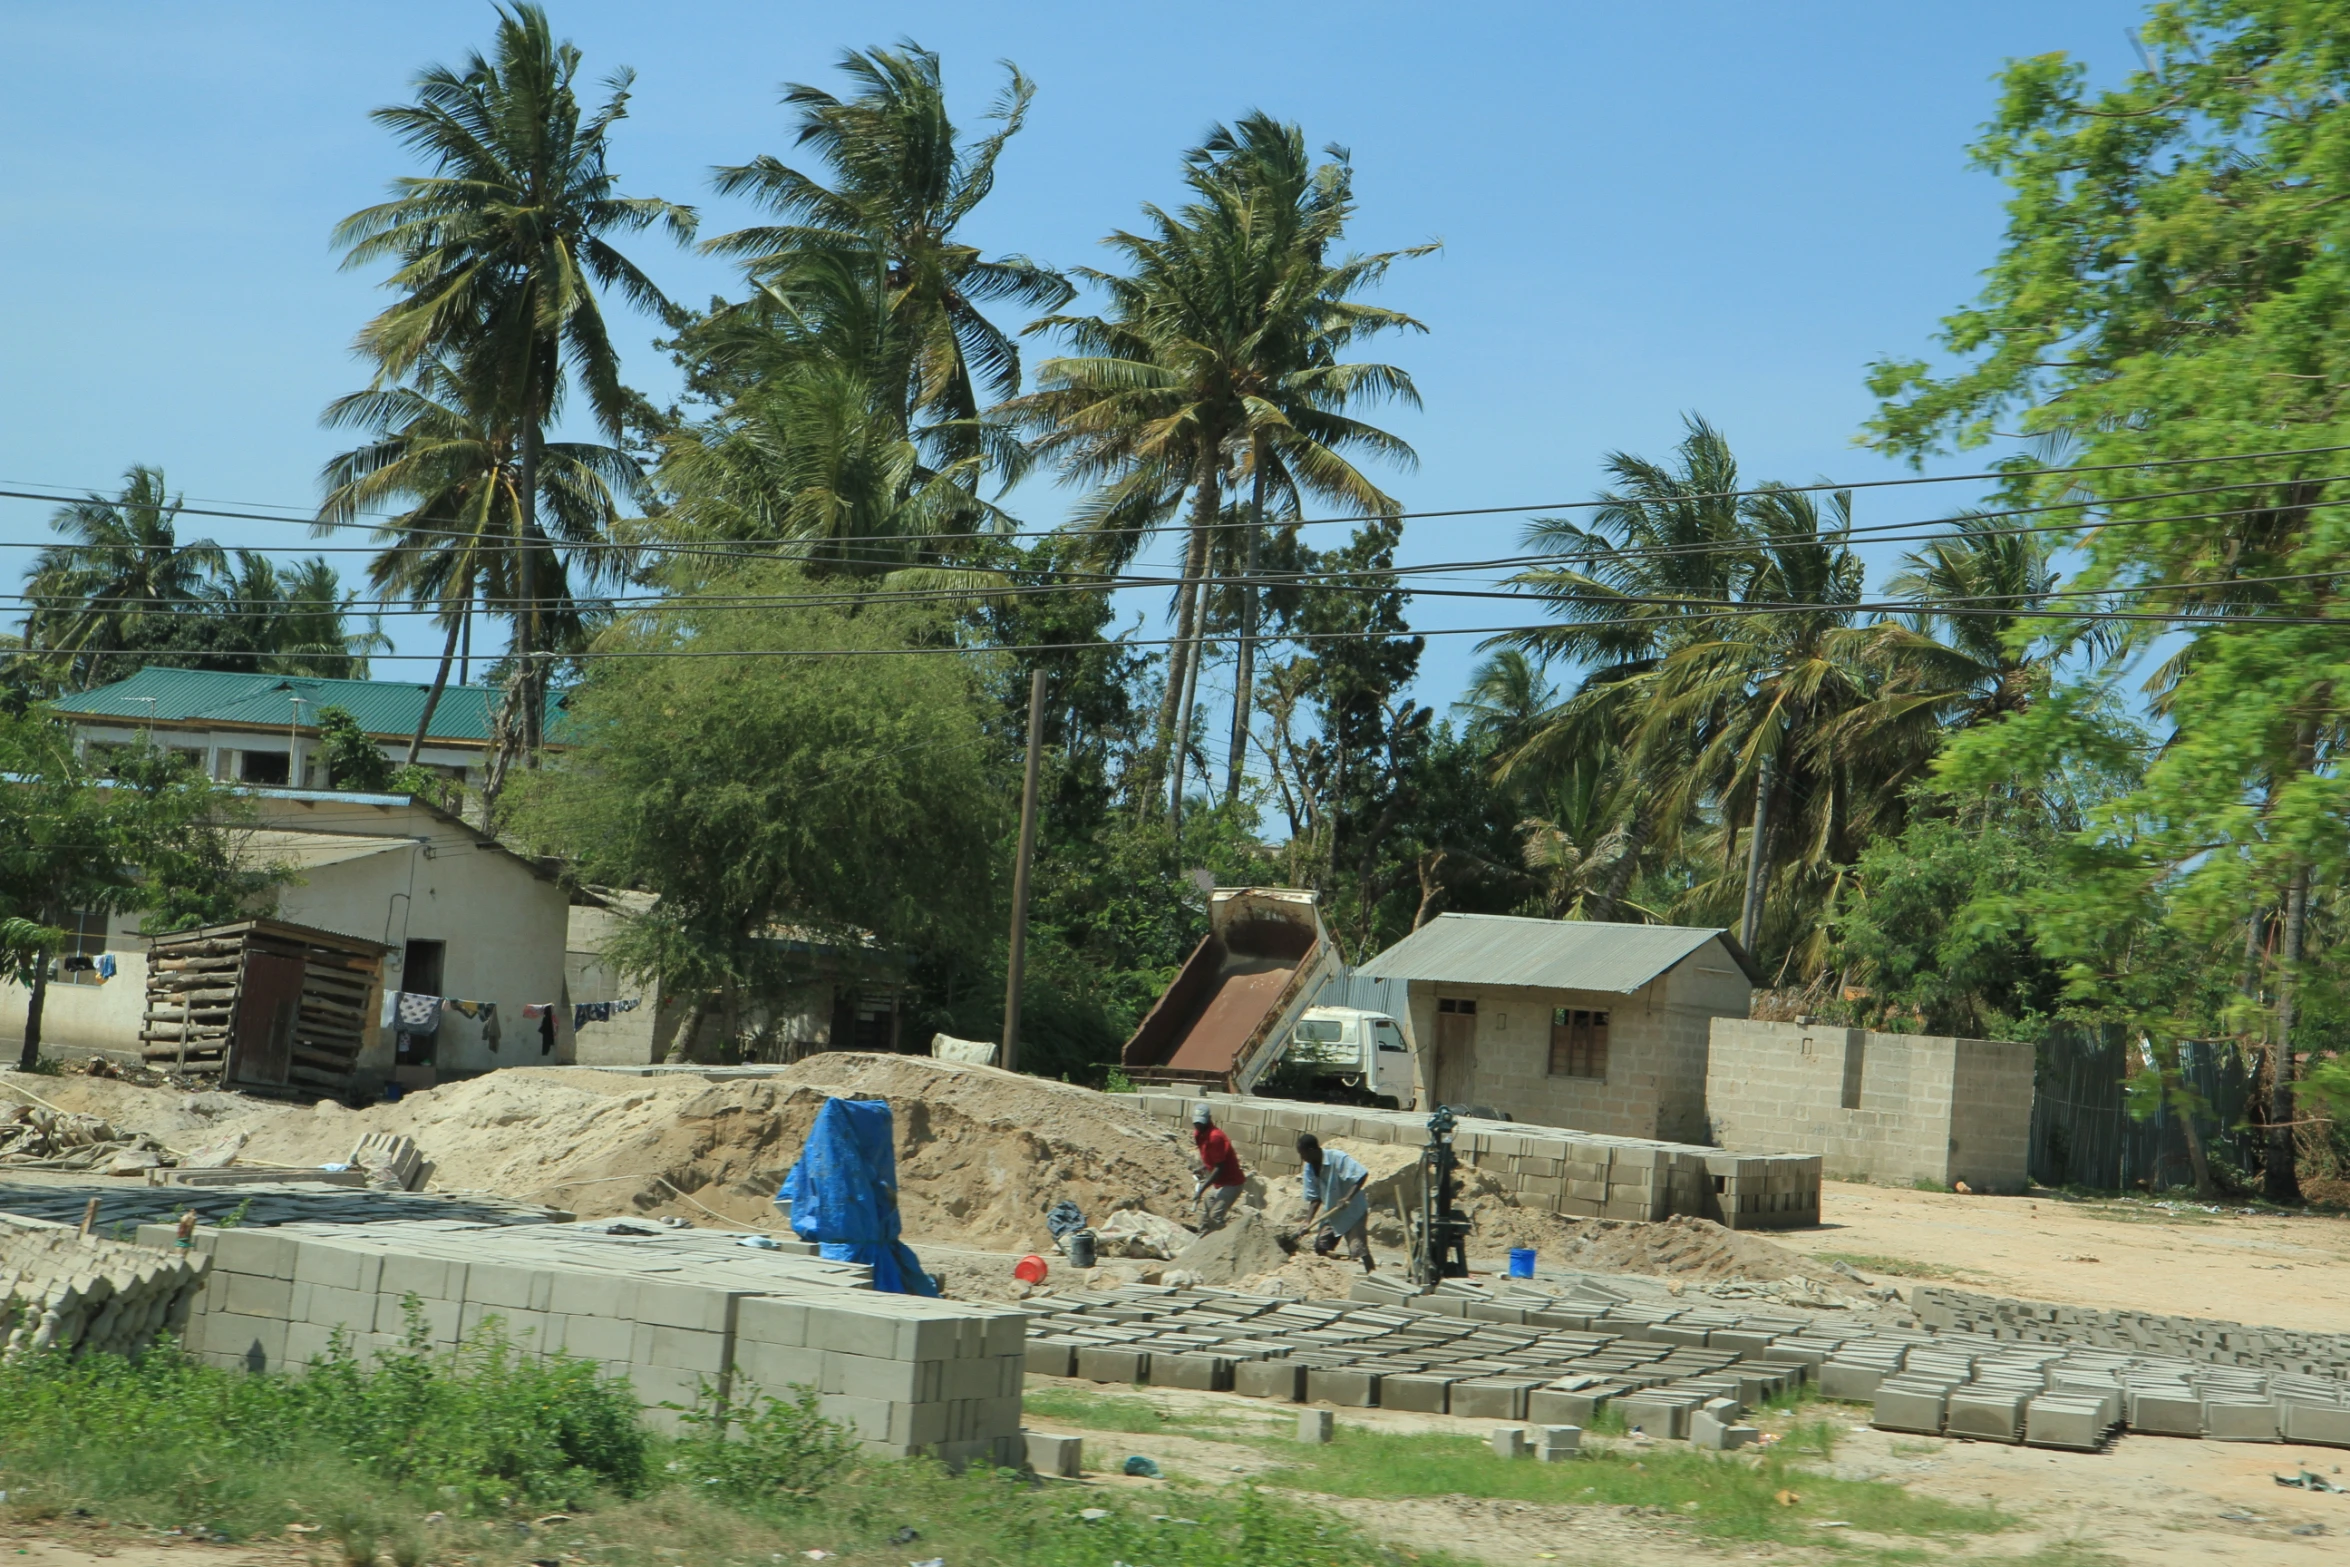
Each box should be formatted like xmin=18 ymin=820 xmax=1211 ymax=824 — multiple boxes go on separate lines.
xmin=1023 ymin=1374 xmax=2350 ymax=1565
xmin=1778 ymin=1180 xmax=2350 ymax=1330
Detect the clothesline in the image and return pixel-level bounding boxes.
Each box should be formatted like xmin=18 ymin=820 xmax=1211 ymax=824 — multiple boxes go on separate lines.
xmin=381 ymin=989 xmax=643 ymax=1057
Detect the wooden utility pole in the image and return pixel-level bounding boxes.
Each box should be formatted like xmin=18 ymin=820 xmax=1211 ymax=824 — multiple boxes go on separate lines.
xmin=1001 ymin=667 xmax=1048 ymax=1074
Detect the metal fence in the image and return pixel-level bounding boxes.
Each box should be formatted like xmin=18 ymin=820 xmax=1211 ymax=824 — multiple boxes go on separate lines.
xmin=2028 ymin=1027 xmax=2258 ymax=1192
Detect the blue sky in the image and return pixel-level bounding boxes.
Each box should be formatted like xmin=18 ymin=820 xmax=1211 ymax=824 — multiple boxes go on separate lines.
xmin=0 ymin=0 xmax=2149 ymax=741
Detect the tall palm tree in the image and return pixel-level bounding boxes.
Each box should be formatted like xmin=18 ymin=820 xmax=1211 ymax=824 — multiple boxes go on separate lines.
xmin=207 ymin=553 xmax=392 ymax=680
xmin=319 ymin=351 xmax=640 ymax=760
xmin=1003 ymin=115 xmax=1429 ymax=815
xmin=333 ymin=2 xmax=693 ymax=759
xmin=703 ymin=41 xmax=1071 ymax=467
xmin=21 ymin=466 xmax=225 ymax=689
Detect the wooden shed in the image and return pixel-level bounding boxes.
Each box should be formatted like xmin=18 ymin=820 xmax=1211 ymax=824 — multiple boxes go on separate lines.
xmin=139 ymin=918 xmax=388 ymax=1096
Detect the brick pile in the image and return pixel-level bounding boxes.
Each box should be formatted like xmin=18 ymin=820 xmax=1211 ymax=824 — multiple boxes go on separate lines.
xmin=1 ymin=1214 xmax=207 ymax=1358
xmin=139 ymin=1218 xmax=1030 ymax=1466
xmin=1029 ymin=1279 xmax=2350 ymax=1453
xmin=1129 ymin=1091 xmax=1820 ymax=1230
xmin=1914 ymin=1285 xmax=2350 ymax=1377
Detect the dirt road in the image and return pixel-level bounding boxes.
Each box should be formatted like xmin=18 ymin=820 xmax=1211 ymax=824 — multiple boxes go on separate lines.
xmin=1777 ymin=1180 xmax=2350 ymax=1329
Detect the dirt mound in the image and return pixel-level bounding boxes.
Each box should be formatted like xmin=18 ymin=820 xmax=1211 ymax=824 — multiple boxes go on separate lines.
xmin=1473 ymin=1207 xmax=1848 ymax=1288
xmin=1168 ymin=1206 xmax=1290 ymax=1284
xmin=6 ymin=1057 xmax=1198 ymax=1249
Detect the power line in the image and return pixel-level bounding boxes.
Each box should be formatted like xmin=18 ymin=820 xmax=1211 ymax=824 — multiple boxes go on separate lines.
xmin=3 ymin=439 xmax=2347 ymax=555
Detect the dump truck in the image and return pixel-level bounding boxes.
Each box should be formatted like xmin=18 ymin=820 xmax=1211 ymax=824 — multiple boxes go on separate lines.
xmin=1119 ymin=888 xmax=1340 ymax=1094
xmin=1262 ymin=1005 xmax=1416 ymax=1108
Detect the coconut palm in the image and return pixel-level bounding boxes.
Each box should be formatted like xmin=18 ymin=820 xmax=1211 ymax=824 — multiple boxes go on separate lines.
xmin=207 ymin=553 xmax=392 ymax=680
xmin=320 ymin=350 xmax=639 ymax=759
xmin=333 ymin=2 xmax=693 ymax=758
xmin=1003 ymin=114 xmax=1429 ymax=815
xmin=21 ymin=466 xmax=226 ymax=688
xmin=703 ymin=41 xmax=1071 ymax=465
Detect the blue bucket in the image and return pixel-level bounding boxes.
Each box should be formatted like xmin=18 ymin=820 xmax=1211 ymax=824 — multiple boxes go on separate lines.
xmin=1508 ymin=1247 xmax=1537 ymax=1278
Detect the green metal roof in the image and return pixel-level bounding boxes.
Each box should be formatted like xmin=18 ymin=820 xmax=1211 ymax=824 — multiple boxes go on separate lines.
xmin=47 ymin=666 xmax=499 ymax=744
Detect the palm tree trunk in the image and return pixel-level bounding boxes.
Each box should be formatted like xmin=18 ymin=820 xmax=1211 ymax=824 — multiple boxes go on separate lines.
xmin=17 ymin=953 xmax=49 ymax=1073
xmin=1168 ymin=575 xmax=1206 ymax=836
xmin=1225 ymin=446 xmax=1268 ymax=802
xmin=1148 ymin=460 xmax=1219 ymax=809
xmin=1739 ymin=750 xmax=1776 ymax=951
xmin=517 ymin=413 xmax=542 ymax=765
xmin=460 ymin=590 xmax=472 ymax=686
xmin=2266 ymin=859 xmax=2309 ymax=1205
xmin=406 ymin=610 xmax=467 ymax=766
xmin=2174 ymin=1046 xmax=2220 ymax=1201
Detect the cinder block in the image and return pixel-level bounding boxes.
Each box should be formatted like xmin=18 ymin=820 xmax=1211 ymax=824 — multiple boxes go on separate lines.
xmin=735 ymin=1296 xmax=809 ymax=1348
xmin=2203 ymin=1399 xmax=2280 ymax=1441
xmin=201 ymin=1313 xmax=288 ymax=1372
xmin=223 ymin=1271 xmax=292 ymax=1320
xmin=556 ymin=1311 xmax=637 ymax=1363
xmin=375 ymin=1255 xmax=465 ymax=1302
xmin=1490 ymin=1424 xmax=1528 ymax=1458
xmin=1076 ymin=1346 xmax=1149 ymax=1385
xmin=211 ymin=1230 xmax=294 ymax=1279
xmin=379 ymin=1292 xmax=460 ymax=1344
xmin=732 ymin=1339 xmax=824 ymax=1392
xmin=814 ymin=1393 xmax=895 ymax=1446
xmin=2022 ymin=1396 xmax=2106 ymax=1451
xmin=633 ymin=1282 xmax=735 ymax=1335
xmin=290 ymin=1241 xmax=375 ymax=1294
xmin=1451 ymin=1379 xmax=1536 ymax=1420
xmin=1297 ymin=1408 xmax=1334 ymax=1443
xmin=1150 ymin=1353 xmax=1234 ymax=1392
xmin=300 ymin=1284 xmax=378 ymax=1331
xmin=2282 ymin=1402 xmax=2350 ymax=1448
xmin=283 ymin=1320 xmax=338 ymax=1367
xmin=1379 ymin=1374 xmax=1456 ymax=1413
xmin=1690 ymin=1410 xmax=1757 ymax=1450
xmin=1535 ymin=1424 xmax=1582 ymax=1460
xmin=1307 ymin=1368 xmax=1381 ymax=1407
xmin=1024 ymin=1431 xmax=1082 ymax=1476
xmin=1023 ymin=1340 xmax=1076 ymax=1379
xmin=1615 ymin=1392 xmax=1696 ymax=1439
xmin=1819 ymin=1361 xmax=1886 ymax=1401
xmin=1530 ymin=1386 xmax=1618 ymax=1425
xmin=1871 ymin=1383 xmax=1948 ymax=1435
xmin=545 ymin=1271 xmax=634 ymax=1319
xmin=823 ymin=1350 xmax=930 ymax=1402
xmin=1236 ymin=1359 xmax=1306 ymax=1401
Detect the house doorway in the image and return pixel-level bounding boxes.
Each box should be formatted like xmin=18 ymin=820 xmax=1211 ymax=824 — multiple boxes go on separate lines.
xmin=1434 ymin=997 xmax=1478 ymax=1108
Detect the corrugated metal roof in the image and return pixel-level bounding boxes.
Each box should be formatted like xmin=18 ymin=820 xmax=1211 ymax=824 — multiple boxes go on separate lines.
xmin=233 ymin=830 xmax=415 ymax=871
xmin=47 ymin=667 xmax=500 ymax=743
xmin=1353 ymin=914 xmax=1758 ymax=992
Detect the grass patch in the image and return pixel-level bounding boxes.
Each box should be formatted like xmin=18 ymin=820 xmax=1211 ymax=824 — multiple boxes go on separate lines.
xmin=1022 ymin=1385 xmax=1283 ymax=1441
xmin=0 ymin=1326 xmax=1448 ymax=1567
xmin=1253 ymin=1424 xmax=2009 ymax=1549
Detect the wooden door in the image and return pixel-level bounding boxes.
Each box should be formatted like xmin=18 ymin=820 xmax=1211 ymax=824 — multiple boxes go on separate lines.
xmin=230 ymin=950 xmax=304 ymax=1087
xmin=1434 ymin=999 xmax=1477 ymax=1107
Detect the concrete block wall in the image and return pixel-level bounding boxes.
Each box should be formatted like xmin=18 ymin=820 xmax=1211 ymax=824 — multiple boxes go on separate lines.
xmin=140 ymin=1218 xmax=1028 ymax=1466
xmin=1705 ymin=1020 xmax=2033 ymax=1192
xmin=1914 ymin=1286 xmax=2350 ymax=1380
xmin=1136 ymin=1092 xmax=1820 ymax=1230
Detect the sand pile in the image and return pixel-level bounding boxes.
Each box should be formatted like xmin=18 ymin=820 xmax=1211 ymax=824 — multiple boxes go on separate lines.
xmin=4 ymin=1057 xmax=1200 ymax=1245
xmin=1472 ymin=1207 xmax=1850 ymax=1288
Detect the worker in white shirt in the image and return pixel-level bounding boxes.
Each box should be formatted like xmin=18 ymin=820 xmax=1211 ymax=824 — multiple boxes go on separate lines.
xmin=1296 ymin=1133 xmax=1374 ymax=1271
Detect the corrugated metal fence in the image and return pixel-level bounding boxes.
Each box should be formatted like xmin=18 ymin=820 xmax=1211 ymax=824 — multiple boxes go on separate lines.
xmin=2029 ymin=1028 xmax=2258 ymax=1191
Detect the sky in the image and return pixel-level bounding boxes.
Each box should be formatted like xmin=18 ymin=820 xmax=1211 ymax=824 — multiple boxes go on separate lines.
xmin=0 ymin=0 xmax=2153 ymax=748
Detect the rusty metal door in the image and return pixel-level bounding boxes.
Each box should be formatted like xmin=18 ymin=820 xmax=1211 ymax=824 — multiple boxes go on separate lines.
xmin=230 ymin=950 xmax=304 ymax=1087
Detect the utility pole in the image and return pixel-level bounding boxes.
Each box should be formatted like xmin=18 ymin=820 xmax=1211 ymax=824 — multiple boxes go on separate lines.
xmin=1739 ymin=750 xmax=1775 ymax=953
xmin=1001 ymin=667 xmax=1048 ymax=1074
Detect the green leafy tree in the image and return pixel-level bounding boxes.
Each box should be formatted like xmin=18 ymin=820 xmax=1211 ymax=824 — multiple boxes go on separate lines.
xmin=314 ymin=705 xmax=395 ymax=792
xmin=1866 ymin=2 xmax=2350 ymax=1201
xmin=335 ymin=2 xmax=693 ymax=761
xmin=22 ymin=466 xmax=225 ymax=688
xmin=505 ymin=569 xmax=1005 ymax=1062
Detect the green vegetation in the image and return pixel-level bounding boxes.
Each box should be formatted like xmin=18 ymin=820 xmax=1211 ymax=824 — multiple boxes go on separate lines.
xmin=0 ymin=1330 xmax=1453 ymax=1567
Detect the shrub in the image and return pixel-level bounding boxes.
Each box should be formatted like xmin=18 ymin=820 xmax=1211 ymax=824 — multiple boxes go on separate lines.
xmin=669 ymin=1380 xmax=859 ymax=1507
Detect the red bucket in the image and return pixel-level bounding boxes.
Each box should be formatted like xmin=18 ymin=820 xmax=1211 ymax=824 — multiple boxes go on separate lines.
xmin=1013 ymin=1253 xmax=1049 ymax=1284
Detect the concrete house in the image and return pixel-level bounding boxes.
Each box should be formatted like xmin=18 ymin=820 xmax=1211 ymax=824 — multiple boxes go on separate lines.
xmin=1353 ymin=915 xmax=1759 ymax=1141
xmin=2 ymin=788 xmax=576 ymax=1086
xmin=45 ymin=666 xmax=535 ymax=794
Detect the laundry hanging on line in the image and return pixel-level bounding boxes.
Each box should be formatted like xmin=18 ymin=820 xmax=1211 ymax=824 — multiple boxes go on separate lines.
xmin=96 ymin=953 xmax=116 ymax=980
xmin=441 ymin=998 xmax=501 ymax=1051
xmin=393 ymin=992 xmax=443 ymax=1034
xmin=572 ymin=998 xmax=642 ymax=1028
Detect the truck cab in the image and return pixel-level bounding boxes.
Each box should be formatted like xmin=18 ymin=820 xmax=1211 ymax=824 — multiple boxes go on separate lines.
xmin=1278 ymin=1005 xmax=1415 ymax=1108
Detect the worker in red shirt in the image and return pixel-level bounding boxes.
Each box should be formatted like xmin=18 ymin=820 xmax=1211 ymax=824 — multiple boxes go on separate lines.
xmin=1190 ymin=1102 xmax=1246 ymax=1231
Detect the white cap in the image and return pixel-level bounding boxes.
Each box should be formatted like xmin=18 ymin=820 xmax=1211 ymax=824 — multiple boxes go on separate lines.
xmin=1191 ymin=1102 xmax=1213 ymax=1127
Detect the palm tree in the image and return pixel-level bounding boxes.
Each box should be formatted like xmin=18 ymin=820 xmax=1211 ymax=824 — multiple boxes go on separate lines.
xmin=703 ymin=41 xmax=1071 ymax=466
xmin=207 ymin=553 xmax=391 ymax=680
xmin=1853 ymin=514 xmax=2075 ymax=732
xmin=333 ymin=2 xmax=693 ymax=759
xmin=1003 ymin=114 xmax=1429 ymax=816
xmin=319 ymin=350 xmax=641 ymax=760
xmin=21 ymin=466 xmax=225 ymax=688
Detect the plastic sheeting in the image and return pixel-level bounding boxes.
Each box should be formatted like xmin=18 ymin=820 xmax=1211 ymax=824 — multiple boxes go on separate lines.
xmin=778 ymin=1097 xmax=937 ymax=1296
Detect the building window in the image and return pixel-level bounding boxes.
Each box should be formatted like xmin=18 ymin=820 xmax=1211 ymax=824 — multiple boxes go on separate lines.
xmin=1437 ymin=997 xmax=1477 ymax=1016
xmin=238 ymin=750 xmax=290 ymax=785
xmin=1549 ymin=1008 xmax=1609 ymax=1080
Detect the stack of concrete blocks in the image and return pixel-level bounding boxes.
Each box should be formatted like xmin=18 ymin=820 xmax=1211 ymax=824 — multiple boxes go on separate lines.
xmin=0 ymin=1215 xmax=207 ymax=1358
xmin=1913 ymin=1286 xmax=2350 ymax=1379
xmin=1129 ymin=1090 xmax=1820 ymax=1231
xmin=139 ymin=1218 xmax=1030 ymax=1467
xmin=1704 ymin=1020 xmax=2034 ymax=1193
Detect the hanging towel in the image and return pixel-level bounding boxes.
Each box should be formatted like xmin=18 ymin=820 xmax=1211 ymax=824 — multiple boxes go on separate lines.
xmin=95 ymin=954 xmax=117 ymax=981
xmin=442 ymin=998 xmax=489 ymax=1021
xmin=538 ymin=1006 xmax=557 ymax=1055
xmin=394 ymin=992 xmax=443 ymax=1034
xmin=521 ymin=1003 xmax=551 ymax=1020
xmin=479 ymin=1002 xmax=501 ymax=1053
xmin=573 ymin=1001 xmax=615 ymax=1028
xmin=614 ymin=997 xmax=640 ymax=1014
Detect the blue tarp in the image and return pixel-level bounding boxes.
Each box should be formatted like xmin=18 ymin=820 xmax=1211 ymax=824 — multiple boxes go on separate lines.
xmin=778 ymin=1097 xmax=937 ymax=1296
